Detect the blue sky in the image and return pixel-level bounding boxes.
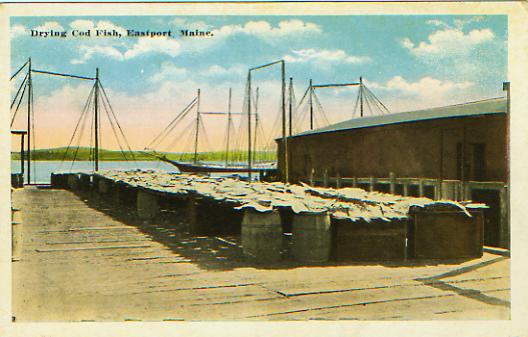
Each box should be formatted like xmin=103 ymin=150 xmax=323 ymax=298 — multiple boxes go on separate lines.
xmin=10 ymin=15 xmax=507 ymax=151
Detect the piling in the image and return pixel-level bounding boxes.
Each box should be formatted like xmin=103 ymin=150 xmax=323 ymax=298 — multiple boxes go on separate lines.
xmin=292 ymin=212 xmax=331 ymax=263
xmin=137 ymin=190 xmax=159 ymax=220
xmin=241 ymin=209 xmax=282 ymax=263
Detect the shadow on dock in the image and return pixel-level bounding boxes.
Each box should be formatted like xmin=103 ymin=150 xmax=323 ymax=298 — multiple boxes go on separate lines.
xmin=62 ymin=187 xmax=477 ymax=272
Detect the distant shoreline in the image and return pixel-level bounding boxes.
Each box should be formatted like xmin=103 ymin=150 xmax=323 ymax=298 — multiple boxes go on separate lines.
xmin=10 ymin=147 xmax=277 ymax=162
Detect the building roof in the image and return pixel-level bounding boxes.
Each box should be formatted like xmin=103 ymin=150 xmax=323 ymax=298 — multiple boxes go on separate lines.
xmin=292 ymin=97 xmax=507 ymax=138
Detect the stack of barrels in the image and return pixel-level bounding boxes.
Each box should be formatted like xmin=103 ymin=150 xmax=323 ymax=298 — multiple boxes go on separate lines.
xmin=241 ymin=209 xmax=332 ymax=264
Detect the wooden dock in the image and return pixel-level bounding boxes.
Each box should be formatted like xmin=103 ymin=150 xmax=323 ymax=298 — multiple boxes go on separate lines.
xmin=12 ymin=185 xmax=510 ymax=321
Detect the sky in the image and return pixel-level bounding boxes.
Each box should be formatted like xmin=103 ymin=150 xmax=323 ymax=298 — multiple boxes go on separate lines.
xmin=10 ymin=15 xmax=507 ymax=152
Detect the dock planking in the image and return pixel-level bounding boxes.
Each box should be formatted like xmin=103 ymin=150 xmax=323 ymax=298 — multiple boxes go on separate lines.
xmin=12 ymin=186 xmax=509 ymax=321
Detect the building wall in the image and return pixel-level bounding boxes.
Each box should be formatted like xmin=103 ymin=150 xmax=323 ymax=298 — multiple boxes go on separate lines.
xmin=278 ymin=114 xmax=507 ymax=183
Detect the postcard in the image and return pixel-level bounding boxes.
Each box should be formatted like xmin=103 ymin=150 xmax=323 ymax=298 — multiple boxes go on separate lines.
xmin=1 ymin=2 xmax=527 ymax=336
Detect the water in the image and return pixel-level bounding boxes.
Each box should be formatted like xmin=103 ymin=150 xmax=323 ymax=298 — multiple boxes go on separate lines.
xmin=11 ymin=160 xmax=256 ymax=184
xmin=11 ymin=160 xmax=178 ymax=184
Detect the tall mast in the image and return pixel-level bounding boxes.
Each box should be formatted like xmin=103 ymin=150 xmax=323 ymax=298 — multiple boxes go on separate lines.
xmin=309 ymin=79 xmax=314 ymax=130
xmin=193 ymin=89 xmax=201 ymax=164
xmin=225 ymin=88 xmax=232 ymax=167
xmin=288 ymin=77 xmax=293 ymax=136
xmin=359 ymin=76 xmax=364 ymax=117
xmin=281 ymin=60 xmax=288 ymax=183
xmin=253 ymin=87 xmax=259 ymax=161
xmin=247 ymin=72 xmax=252 ymax=180
xmin=94 ymin=68 xmax=99 ymax=171
xmin=26 ymin=58 xmax=32 ymax=183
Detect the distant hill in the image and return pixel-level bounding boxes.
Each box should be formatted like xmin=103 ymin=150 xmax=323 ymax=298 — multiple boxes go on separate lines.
xmin=11 ymin=147 xmax=277 ymax=162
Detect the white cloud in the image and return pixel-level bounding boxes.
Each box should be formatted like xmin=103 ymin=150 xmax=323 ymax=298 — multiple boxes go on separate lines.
xmin=402 ymin=27 xmax=495 ymax=58
xmin=72 ymin=45 xmax=124 ymax=64
xmin=366 ymin=76 xmax=476 ymax=111
xmin=150 ymin=62 xmax=188 ymax=82
xmin=213 ymin=19 xmax=321 ymax=40
xmin=371 ymin=75 xmax=473 ymax=94
xmin=11 ymin=24 xmax=27 ymax=38
xmin=123 ymin=36 xmax=181 ymax=59
xmin=171 ymin=18 xmax=212 ymax=31
xmin=70 ymin=19 xmax=94 ymax=31
xmin=284 ymin=48 xmax=371 ymax=65
xmin=200 ymin=64 xmax=246 ymax=77
xmin=72 ymin=36 xmax=181 ymax=64
xmin=34 ymin=21 xmax=64 ymax=31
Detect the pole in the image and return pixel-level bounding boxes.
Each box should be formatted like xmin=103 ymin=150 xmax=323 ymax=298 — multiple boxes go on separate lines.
xmin=360 ymin=76 xmax=364 ymax=117
xmin=26 ymin=58 xmax=31 ymax=183
xmin=254 ymin=87 xmax=259 ymax=159
xmin=247 ymin=72 xmax=252 ymax=180
xmin=281 ymin=60 xmax=288 ymax=183
xmin=309 ymin=79 xmax=314 ymax=130
xmin=193 ymin=89 xmax=201 ymax=164
xmin=225 ymin=88 xmax=232 ymax=167
xmin=288 ymin=77 xmax=293 ymax=136
xmin=20 ymin=133 xmax=25 ymax=176
xmin=94 ymin=68 xmax=99 ymax=171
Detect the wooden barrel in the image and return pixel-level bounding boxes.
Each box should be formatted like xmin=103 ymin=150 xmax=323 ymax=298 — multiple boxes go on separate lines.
xmin=98 ymin=179 xmax=110 ymax=194
xmin=67 ymin=174 xmax=79 ymax=190
xmin=79 ymin=174 xmax=92 ymax=190
xmin=292 ymin=212 xmax=331 ymax=263
xmin=137 ymin=190 xmax=159 ymax=220
xmin=241 ymin=209 xmax=282 ymax=263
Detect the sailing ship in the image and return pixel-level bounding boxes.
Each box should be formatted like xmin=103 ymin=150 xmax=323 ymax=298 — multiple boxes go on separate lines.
xmin=145 ymin=86 xmax=278 ymax=175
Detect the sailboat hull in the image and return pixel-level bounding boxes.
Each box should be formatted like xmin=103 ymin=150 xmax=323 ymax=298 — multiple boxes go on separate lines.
xmin=161 ymin=157 xmax=277 ymax=174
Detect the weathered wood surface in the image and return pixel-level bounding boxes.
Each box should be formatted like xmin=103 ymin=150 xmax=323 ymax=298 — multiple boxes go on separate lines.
xmin=12 ymin=187 xmax=509 ymax=321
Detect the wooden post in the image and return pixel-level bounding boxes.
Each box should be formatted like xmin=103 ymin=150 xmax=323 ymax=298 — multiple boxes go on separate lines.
xmin=418 ymin=179 xmax=424 ymax=197
xmin=336 ymin=172 xmax=341 ymax=189
xmin=389 ymin=172 xmax=396 ymax=195
xmin=499 ymin=186 xmax=509 ymax=248
xmin=26 ymin=58 xmax=32 ymax=183
xmin=369 ymin=176 xmax=375 ymax=192
xmin=403 ymin=183 xmax=409 ymax=197
xmin=353 ymin=177 xmax=358 ymax=188
xmin=323 ymin=169 xmax=328 ymax=188
xmin=309 ymin=168 xmax=314 ymax=186
xmin=94 ymin=68 xmax=99 ymax=171
xmin=309 ymin=79 xmax=314 ymax=130
xmin=434 ymin=179 xmax=441 ymax=200
xmin=463 ymin=181 xmax=471 ymax=201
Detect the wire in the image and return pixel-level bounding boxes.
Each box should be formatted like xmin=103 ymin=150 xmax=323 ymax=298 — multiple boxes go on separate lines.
xmin=10 ymin=60 xmax=29 ymax=81
xmin=59 ymin=83 xmax=95 ymax=170
xmin=99 ymin=81 xmax=137 ymax=163
xmin=147 ymin=96 xmax=198 ymax=149
xmin=11 ymin=72 xmax=29 ymax=110
xmin=32 ymin=69 xmax=95 ymax=81
xmin=11 ymin=79 xmax=28 ymax=128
